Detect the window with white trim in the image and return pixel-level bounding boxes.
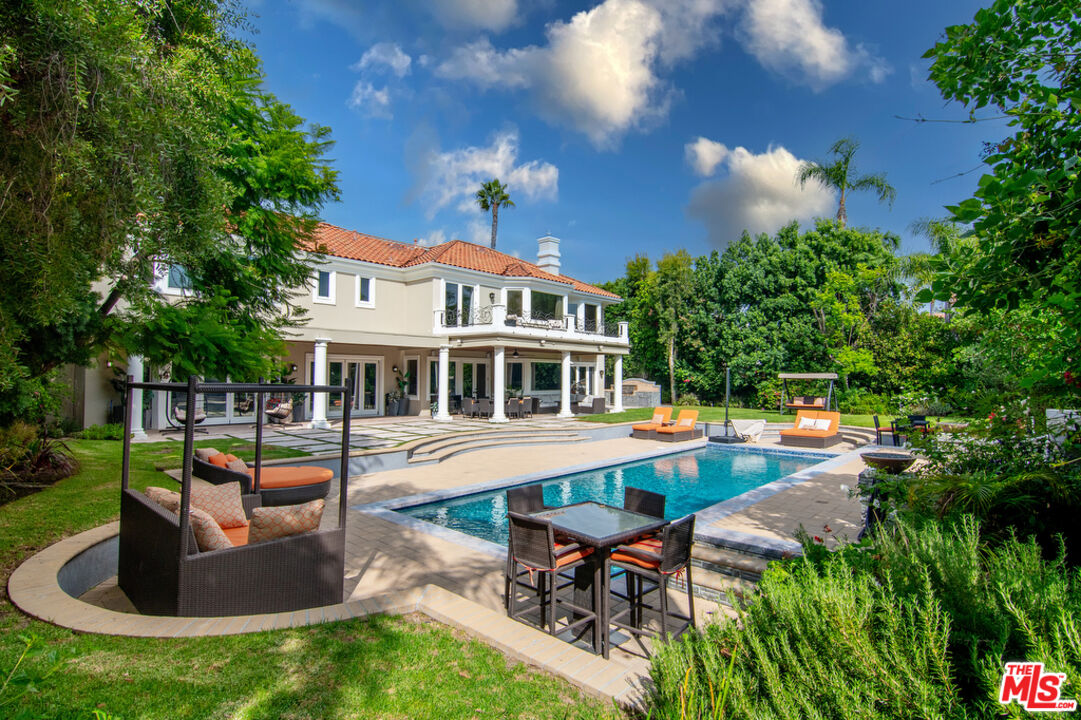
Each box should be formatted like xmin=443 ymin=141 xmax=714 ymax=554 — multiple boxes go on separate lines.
xmin=313 ymin=270 xmax=335 ymax=304
xmin=355 ymin=275 xmax=375 ymax=307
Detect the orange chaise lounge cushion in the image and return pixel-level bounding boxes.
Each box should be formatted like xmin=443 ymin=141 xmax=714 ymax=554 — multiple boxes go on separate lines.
xmin=633 ymin=407 xmax=673 ymax=432
xmin=656 ymin=410 xmax=699 ymax=434
xmin=780 ymin=410 xmax=840 ymax=438
xmin=245 ymin=466 xmax=334 ymax=489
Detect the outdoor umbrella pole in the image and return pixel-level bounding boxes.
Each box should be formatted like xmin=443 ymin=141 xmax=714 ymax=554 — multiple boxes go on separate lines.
xmin=725 ymin=366 xmax=731 ymax=437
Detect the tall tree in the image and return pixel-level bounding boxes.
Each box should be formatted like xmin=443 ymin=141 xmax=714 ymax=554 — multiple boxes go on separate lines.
xmin=797 ymin=137 xmax=896 ymax=226
xmin=920 ymin=0 xmax=1081 ymax=391
xmin=0 ymin=0 xmax=338 ymax=422
xmin=654 ymin=251 xmax=696 ymax=404
xmin=475 ymin=179 xmax=515 ymax=250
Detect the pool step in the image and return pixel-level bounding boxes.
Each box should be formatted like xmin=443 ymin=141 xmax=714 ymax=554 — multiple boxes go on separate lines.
xmin=408 ymin=430 xmax=586 ymax=464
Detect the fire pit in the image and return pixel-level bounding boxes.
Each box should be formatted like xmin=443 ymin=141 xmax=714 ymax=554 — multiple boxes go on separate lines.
xmin=860 ymin=450 xmax=916 ymax=475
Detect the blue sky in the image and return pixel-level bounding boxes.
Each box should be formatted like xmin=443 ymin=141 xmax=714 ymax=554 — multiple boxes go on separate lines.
xmin=245 ymin=0 xmax=1002 ymax=284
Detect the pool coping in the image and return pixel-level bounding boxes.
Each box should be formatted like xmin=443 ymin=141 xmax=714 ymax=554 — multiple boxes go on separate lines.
xmin=356 ymin=440 xmax=864 ymax=560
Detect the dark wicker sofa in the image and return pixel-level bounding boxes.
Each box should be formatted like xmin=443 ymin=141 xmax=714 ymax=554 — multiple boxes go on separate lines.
xmin=191 ymin=456 xmax=332 ymax=507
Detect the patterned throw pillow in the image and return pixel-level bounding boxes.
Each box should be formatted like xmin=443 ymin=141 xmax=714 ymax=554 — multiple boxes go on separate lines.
xmin=191 ymin=481 xmax=248 ymax=528
xmin=248 ymin=499 xmax=325 ymax=544
xmin=797 ymin=417 xmax=818 ymax=430
xmin=225 ymin=458 xmax=248 ymax=473
xmin=194 ymin=447 xmax=220 ymax=462
xmin=187 ymin=507 xmax=234 ymax=552
xmin=144 ymin=486 xmax=181 ymax=513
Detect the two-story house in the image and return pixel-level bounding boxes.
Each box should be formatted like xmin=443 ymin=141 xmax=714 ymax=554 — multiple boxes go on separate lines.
xmin=70 ymin=221 xmax=630 ymax=433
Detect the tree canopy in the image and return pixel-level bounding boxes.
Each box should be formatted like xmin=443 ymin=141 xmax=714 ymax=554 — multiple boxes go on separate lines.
xmin=0 ymin=0 xmax=339 ymax=422
xmin=797 ymin=137 xmax=896 ymax=227
xmin=919 ymin=0 xmax=1081 ymax=388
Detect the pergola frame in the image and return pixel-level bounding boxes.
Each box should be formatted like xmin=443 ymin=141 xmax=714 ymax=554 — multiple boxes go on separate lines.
xmin=118 ymin=376 xmax=352 ymax=616
xmin=778 ymin=372 xmax=838 ymax=414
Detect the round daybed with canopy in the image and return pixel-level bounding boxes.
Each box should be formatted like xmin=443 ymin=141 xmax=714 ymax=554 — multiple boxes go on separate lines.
xmin=117 ymin=376 xmax=351 ymax=617
xmin=777 ymin=372 xmax=838 ymax=414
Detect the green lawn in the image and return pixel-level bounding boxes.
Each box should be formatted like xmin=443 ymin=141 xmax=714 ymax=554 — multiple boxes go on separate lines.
xmin=0 ymin=440 xmax=620 ymax=719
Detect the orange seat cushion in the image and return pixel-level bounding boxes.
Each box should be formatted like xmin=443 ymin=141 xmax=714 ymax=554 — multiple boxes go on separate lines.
xmin=632 ymin=422 xmax=662 ymax=431
xmin=222 ymin=525 xmax=249 ymax=547
xmin=554 ymin=546 xmax=593 ymax=567
xmin=245 ymin=466 xmax=333 ymax=489
xmin=611 ymin=550 xmax=660 ymax=570
xmin=611 ymin=539 xmax=663 ymax=570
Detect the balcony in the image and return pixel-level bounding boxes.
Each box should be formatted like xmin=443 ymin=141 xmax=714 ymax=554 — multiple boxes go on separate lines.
xmin=434 ymin=305 xmax=629 ymax=345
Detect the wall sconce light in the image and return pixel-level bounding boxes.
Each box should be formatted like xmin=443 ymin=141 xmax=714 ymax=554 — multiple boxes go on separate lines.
xmin=512 ymin=348 xmax=520 ymax=358
xmin=289 ymin=363 xmax=298 ymax=374
xmin=489 ymin=292 xmax=495 ymax=303
xmin=392 ymin=365 xmax=399 ymax=374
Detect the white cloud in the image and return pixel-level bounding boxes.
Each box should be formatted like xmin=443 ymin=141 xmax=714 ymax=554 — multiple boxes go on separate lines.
xmin=739 ymin=0 xmax=888 ymax=89
xmin=412 ymin=129 xmax=559 ymax=219
xmin=419 ymin=229 xmax=446 ymax=247
xmin=429 ymin=0 xmax=520 ymax=33
xmin=437 ymin=0 xmax=730 ymax=147
xmin=685 ymin=137 xmax=729 ymax=177
xmin=348 ymin=82 xmax=392 ymax=118
xmin=353 ymin=42 xmax=412 ymax=77
xmin=685 ymin=141 xmax=836 ymax=247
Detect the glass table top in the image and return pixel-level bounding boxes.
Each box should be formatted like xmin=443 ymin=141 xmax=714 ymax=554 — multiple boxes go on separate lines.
xmin=531 ymin=501 xmax=667 ymax=546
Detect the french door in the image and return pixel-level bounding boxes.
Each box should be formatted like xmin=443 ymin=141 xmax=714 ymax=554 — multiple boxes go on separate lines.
xmin=310 ymin=356 xmax=382 ymax=416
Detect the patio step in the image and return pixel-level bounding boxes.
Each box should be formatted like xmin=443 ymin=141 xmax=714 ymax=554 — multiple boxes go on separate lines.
xmin=407 ymin=430 xmax=586 ymax=464
xmin=684 ymin=541 xmax=773 ymax=606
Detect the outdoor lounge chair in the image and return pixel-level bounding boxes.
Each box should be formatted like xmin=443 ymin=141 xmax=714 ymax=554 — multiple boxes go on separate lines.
xmin=265 ymin=399 xmax=293 ymax=424
xmin=730 ymin=418 xmax=766 ymax=443
xmin=575 ymin=396 xmax=606 ymax=414
xmin=191 ymin=455 xmax=332 ymax=506
xmin=780 ymin=410 xmax=842 ymax=448
xmin=169 ymin=401 xmax=208 ymax=433
xmin=656 ymin=410 xmax=702 ymax=442
xmin=631 ymin=407 xmax=673 ymax=439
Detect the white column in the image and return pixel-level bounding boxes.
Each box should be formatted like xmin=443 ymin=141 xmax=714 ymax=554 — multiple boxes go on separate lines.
xmin=311 ymin=338 xmax=331 ymax=429
xmin=558 ymin=351 xmax=574 ymax=418
xmin=614 ymin=355 xmax=624 ymax=412
xmin=436 ymin=344 xmax=451 ymax=421
xmin=128 ymin=354 xmax=147 ymax=439
xmin=523 ymin=359 xmax=532 ymax=396
xmin=491 ymin=345 xmax=508 ymax=423
xmin=594 ymin=354 xmax=605 ymax=410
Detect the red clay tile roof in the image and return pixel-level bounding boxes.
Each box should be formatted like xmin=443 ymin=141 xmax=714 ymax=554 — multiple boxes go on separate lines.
xmin=306 ymin=222 xmax=620 ymax=299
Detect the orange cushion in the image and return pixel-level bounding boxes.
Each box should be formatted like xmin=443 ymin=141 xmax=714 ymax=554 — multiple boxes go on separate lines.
xmin=207 ymin=453 xmax=229 ymax=467
xmin=222 ymin=525 xmax=249 ymax=547
xmin=780 ymin=428 xmax=832 ymax=437
xmin=553 ymin=543 xmax=593 ymax=568
xmin=245 ymin=466 xmax=333 ymax=489
xmin=611 ymin=550 xmax=660 ymax=570
xmin=632 ymin=423 xmax=661 ymax=431
xmin=248 ymin=499 xmax=324 ymax=544
xmin=656 ymin=424 xmax=692 ymax=434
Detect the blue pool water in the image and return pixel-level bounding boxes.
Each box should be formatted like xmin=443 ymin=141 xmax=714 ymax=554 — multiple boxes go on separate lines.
xmin=397 ymin=447 xmax=822 ymax=546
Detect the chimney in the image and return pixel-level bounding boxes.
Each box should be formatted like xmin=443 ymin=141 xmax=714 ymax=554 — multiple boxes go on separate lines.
xmin=537 ymin=235 xmax=561 ymax=275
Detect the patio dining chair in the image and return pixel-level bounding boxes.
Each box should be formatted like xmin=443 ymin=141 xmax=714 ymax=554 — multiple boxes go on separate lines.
xmin=461 ymin=397 xmax=476 ymax=418
xmin=521 ymin=396 xmax=534 ymax=418
xmin=607 ymin=514 xmax=696 ymax=650
xmin=505 ymin=398 xmax=520 ymax=419
xmin=872 ymin=415 xmax=891 ymax=445
xmin=610 ymin=487 xmax=668 ymax=606
xmin=506 ymin=512 xmax=598 ymax=640
xmin=477 ymin=398 xmax=492 ymax=418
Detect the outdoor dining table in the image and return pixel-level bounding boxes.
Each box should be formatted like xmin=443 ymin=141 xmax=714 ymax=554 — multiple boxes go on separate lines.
xmin=529 ymin=501 xmax=669 ymax=658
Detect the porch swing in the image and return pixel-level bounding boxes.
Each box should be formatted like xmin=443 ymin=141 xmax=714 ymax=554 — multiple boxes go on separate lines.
xmin=778 ymin=372 xmax=839 ymax=414
xmin=117 ymin=376 xmax=352 ymax=617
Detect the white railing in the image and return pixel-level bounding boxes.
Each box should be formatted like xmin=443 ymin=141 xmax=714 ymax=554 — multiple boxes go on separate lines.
xmin=433 ymin=305 xmax=629 ymax=344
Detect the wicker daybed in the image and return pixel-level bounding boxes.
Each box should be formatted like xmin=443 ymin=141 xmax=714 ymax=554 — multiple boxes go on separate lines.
xmin=779 ymin=410 xmax=842 ymax=448
xmin=118 ymin=377 xmax=351 ymax=617
xmin=191 ymin=455 xmax=332 ymax=507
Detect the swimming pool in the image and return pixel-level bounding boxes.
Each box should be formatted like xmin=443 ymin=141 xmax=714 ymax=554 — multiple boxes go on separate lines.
xmin=397 ymin=446 xmax=823 ymax=546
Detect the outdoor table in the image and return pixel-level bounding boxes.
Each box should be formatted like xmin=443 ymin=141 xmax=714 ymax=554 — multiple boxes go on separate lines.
xmin=530 ymin=501 xmax=668 ymax=657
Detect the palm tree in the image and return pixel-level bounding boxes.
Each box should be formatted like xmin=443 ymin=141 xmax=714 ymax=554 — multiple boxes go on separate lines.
xmin=797 ymin=137 xmax=896 ymax=227
xmin=475 ymin=179 xmax=515 ymax=250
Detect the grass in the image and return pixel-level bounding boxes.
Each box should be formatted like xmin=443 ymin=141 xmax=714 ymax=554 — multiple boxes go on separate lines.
xmin=579 ymin=405 xmax=972 ymax=429
xmin=0 ymin=440 xmax=621 ymax=719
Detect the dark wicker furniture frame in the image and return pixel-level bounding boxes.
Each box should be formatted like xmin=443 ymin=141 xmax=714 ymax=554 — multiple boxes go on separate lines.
xmin=118 ymin=376 xmax=351 ymax=617
xmin=607 ymin=513 xmax=696 ymax=654
xmin=779 ymin=432 xmax=843 ymax=449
